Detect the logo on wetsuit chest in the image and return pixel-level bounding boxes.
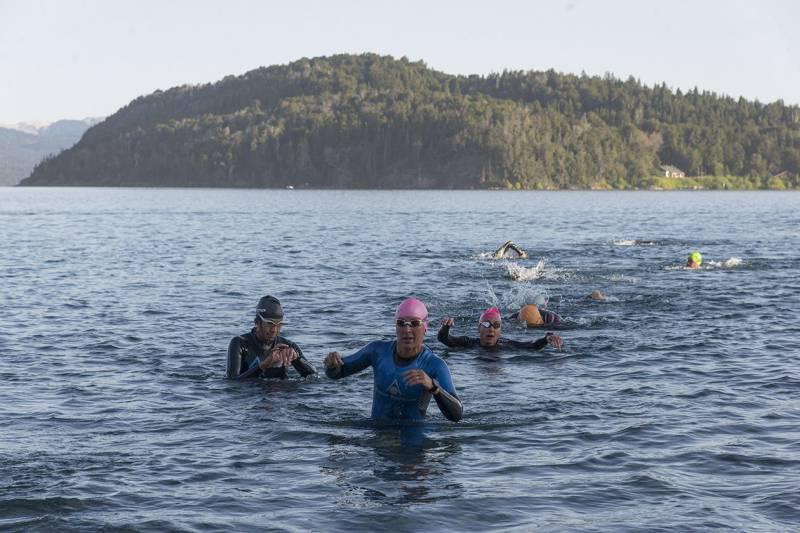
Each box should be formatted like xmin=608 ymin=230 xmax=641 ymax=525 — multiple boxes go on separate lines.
xmin=387 ymin=378 xmax=402 ymax=397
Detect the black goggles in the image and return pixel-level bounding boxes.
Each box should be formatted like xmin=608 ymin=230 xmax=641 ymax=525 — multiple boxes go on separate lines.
xmin=479 ymin=321 xmax=502 ymax=329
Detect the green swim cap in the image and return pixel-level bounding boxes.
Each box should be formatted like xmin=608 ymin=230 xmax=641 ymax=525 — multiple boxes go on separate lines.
xmin=688 ymin=251 xmax=702 ymax=265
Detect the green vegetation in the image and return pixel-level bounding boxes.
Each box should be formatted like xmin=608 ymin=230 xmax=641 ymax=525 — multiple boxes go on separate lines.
xmin=20 ymin=54 xmax=800 ymax=189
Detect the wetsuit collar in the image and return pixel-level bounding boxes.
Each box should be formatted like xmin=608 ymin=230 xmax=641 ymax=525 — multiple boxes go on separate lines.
xmin=393 ymin=341 xmax=425 ymax=366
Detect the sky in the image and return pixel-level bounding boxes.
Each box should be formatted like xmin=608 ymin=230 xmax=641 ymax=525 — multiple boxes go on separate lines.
xmin=2 ymin=0 xmax=798 ymax=124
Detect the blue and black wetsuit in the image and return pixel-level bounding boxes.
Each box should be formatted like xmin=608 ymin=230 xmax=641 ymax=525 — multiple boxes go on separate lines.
xmin=226 ymin=329 xmax=316 ymax=379
xmin=438 ymin=324 xmax=552 ymax=350
xmin=325 ymin=340 xmax=463 ymax=422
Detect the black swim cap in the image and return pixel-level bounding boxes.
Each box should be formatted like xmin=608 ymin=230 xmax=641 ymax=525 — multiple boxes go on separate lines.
xmin=256 ymin=295 xmax=283 ymax=321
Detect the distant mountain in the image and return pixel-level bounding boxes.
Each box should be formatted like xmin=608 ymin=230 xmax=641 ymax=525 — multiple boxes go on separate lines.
xmin=0 ymin=118 xmax=101 ymax=186
xmin=18 ymin=54 xmax=800 ymax=189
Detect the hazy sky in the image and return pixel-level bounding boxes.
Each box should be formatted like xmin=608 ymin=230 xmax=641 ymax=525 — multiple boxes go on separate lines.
xmin=2 ymin=0 xmax=798 ymax=124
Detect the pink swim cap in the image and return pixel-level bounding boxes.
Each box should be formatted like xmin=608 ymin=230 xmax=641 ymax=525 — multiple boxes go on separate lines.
xmin=395 ymin=298 xmax=429 ymax=331
xmin=479 ymin=307 xmax=501 ymax=322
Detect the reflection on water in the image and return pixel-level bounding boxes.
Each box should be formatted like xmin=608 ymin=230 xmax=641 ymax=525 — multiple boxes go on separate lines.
xmin=322 ymin=425 xmax=462 ymax=507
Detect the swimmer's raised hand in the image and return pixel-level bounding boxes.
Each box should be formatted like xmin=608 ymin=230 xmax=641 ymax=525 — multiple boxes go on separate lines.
xmin=441 ymin=317 xmax=455 ymax=327
xmin=324 ymin=351 xmax=344 ymax=369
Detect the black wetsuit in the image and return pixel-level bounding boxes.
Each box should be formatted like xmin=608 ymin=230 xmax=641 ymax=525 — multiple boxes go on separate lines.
xmin=437 ymin=324 xmax=550 ymax=350
xmin=494 ymin=240 xmax=528 ymax=258
xmin=226 ymin=329 xmax=316 ymax=379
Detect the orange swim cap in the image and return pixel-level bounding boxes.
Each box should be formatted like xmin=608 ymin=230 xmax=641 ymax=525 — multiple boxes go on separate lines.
xmin=519 ymin=304 xmax=543 ymax=326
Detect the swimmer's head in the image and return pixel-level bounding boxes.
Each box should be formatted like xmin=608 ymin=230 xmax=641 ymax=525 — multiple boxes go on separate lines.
xmin=395 ymin=297 xmax=428 ymax=331
xmin=479 ymin=307 xmax=501 ymax=322
xmin=687 ymin=251 xmax=703 ymax=268
xmin=519 ymin=304 xmax=543 ymax=326
xmin=255 ymin=295 xmax=283 ymax=322
xmin=254 ymin=295 xmax=284 ymax=342
xmin=533 ymin=294 xmax=547 ymax=307
xmin=478 ymin=307 xmax=502 ymax=347
xmin=590 ymin=290 xmax=606 ymax=301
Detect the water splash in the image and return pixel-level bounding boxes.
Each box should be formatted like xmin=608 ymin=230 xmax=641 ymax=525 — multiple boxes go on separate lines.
xmin=612 ymin=239 xmax=658 ymax=246
xmin=502 ymin=260 xmax=572 ymax=282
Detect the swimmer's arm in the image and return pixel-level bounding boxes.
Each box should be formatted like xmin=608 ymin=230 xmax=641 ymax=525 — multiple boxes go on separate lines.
xmin=429 ymin=363 xmax=463 ymax=422
xmin=288 ymin=343 xmax=317 ymax=376
xmin=292 ymin=356 xmax=317 ymax=376
xmin=505 ymin=337 xmax=549 ymax=350
xmin=226 ymin=336 xmax=262 ymax=379
xmin=324 ymin=343 xmax=375 ymax=379
xmin=437 ymin=321 xmax=471 ymax=348
xmin=507 ymin=242 xmax=527 ymax=258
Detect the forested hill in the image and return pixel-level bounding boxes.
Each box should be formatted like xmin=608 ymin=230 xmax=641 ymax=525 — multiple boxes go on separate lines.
xmin=20 ymin=54 xmax=800 ymax=189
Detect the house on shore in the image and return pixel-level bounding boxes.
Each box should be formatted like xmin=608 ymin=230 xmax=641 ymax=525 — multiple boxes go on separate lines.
xmin=660 ymin=165 xmax=686 ymax=178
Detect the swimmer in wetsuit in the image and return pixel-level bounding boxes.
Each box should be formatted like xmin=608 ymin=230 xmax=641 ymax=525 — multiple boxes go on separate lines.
xmin=324 ymin=298 xmax=463 ymax=422
xmin=510 ymin=304 xmax=563 ymax=327
xmin=438 ymin=307 xmax=563 ymax=351
xmin=226 ymin=295 xmax=316 ymax=379
xmin=493 ymin=240 xmax=528 ymax=259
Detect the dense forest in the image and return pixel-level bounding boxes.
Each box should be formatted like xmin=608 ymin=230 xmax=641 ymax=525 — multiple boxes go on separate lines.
xmin=20 ymin=54 xmax=800 ymax=189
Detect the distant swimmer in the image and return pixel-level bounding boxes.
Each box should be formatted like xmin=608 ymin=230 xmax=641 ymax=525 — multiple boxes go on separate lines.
xmin=590 ymin=290 xmax=606 ymax=301
xmin=226 ymin=295 xmax=317 ymax=379
xmin=511 ymin=304 xmax=563 ymax=327
xmin=324 ymin=298 xmax=463 ymax=423
xmin=687 ymin=251 xmax=703 ymax=269
xmin=438 ymin=307 xmax=563 ymax=351
xmin=493 ymin=240 xmax=528 ymax=259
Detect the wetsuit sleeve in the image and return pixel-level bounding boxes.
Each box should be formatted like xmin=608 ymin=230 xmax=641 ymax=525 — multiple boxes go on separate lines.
xmin=541 ymin=310 xmax=562 ymax=325
xmin=289 ymin=341 xmax=317 ymax=376
xmin=437 ymin=324 xmax=473 ymax=348
xmin=325 ymin=342 xmax=376 ymax=379
xmin=429 ymin=359 xmax=463 ymax=422
xmin=227 ymin=336 xmax=262 ymax=379
xmin=505 ymin=337 xmax=549 ymax=350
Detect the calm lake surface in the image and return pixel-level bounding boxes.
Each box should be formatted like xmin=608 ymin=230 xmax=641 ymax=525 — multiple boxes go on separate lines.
xmin=1 ymin=188 xmax=799 ymax=532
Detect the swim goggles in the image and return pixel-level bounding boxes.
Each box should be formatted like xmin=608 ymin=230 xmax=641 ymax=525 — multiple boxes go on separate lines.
xmin=479 ymin=321 xmax=502 ymax=329
xmin=396 ymin=319 xmax=425 ymax=328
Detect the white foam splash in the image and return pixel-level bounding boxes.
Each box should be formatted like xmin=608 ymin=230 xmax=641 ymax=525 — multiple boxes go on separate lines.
xmin=502 ymin=260 xmax=572 ymax=282
xmin=607 ymin=274 xmax=640 ymax=283
xmin=498 ymin=286 xmax=553 ymax=310
xmin=708 ymin=257 xmax=743 ymax=268
xmin=666 ymin=257 xmax=743 ymax=271
xmin=503 ymin=260 xmax=547 ymax=281
xmin=475 ymin=251 xmax=499 ymax=260
xmin=612 ymin=239 xmax=656 ymax=246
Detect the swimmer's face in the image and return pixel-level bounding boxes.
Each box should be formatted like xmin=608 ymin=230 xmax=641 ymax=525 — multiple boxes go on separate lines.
xmin=395 ymin=316 xmax=426 ymax=356
xmin=256 ymin=318 xmax=282 ymax=343
xmin=478 ymin=319 xmax=502 ymax=347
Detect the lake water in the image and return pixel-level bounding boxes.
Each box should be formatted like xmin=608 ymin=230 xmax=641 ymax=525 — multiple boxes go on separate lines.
xmin=1 ymin=188 xmax=799 ymax=531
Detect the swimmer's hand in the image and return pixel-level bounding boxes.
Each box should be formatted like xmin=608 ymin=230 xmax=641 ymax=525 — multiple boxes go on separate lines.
xmin=403 ymin=369 xmax=434 ymax=392
xmin=441 ymin=317 xmax=455 ymax=327
xmin=545 ymin=333 xmax=564 ymax=351
xmin=260 ymin=344 xmax=297 ymax=369
xmin=324 ymin=351 xmax=344 ymax=369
